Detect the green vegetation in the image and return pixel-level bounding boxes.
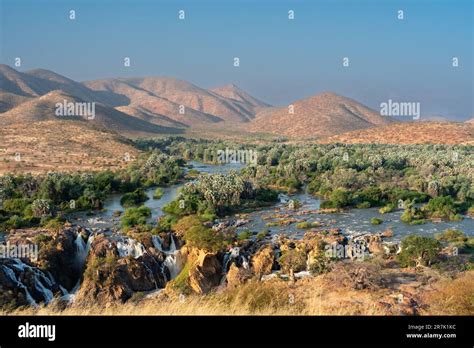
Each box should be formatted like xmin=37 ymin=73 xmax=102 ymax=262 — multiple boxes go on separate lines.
xmin=152 ymin=187 xmax=164 ymax=199
xmin=296 ymin=221 xmax=321 ymax=229
xmin=256 ymin=230 xmax=269 ymax=240
xmin=237 ymin=230 xmax=253 ymax=240
xmin=379 ymin=202 xmax=396 ymax=214
xmin=370 ymin=217 xmax=383 ymax=225
xmin=183 ymin=224 xmax=225 ymax=253
xmin=120 ymin=189 xmax=149 ymax=207
xmin=397 ymin=235 xmax=441 ymax=267
xmin=163 ymin=171 xmax=278 ymax=217
xmin=120 ymin=206 xmax=151 ymax=231
xmin=435 ymin=229 xmax=474 ymax=253
xmin=0 ymin=151 xmax=184 ymax=231
xmin=279 ymin=249 xmax=307 ymax=274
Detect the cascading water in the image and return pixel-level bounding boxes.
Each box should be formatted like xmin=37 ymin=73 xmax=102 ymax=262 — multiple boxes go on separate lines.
xmin=163 ymin=235 xmax=180 ymax=280
xmin=2 ymin=258 xmax=54 ymax=305
xmin=74 ymin=233 xmax=87 ymax=270
xmin=152 ymin=234 xmax=182 ymax=281
xmin=61 ymin=232 xmax=95 ymax=304
xmin=116 ymin=237 xmax=146 ymax=259
xmin=0 ymin=264 xmax=37 ymax=306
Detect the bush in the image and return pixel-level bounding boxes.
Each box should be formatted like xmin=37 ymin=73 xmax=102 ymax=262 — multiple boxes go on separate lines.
xmin=120 ymin=206 xmax=151 ymax=231
xmin=184 ymin=225 xmax=225 ymax=253
xmin=256 ymin=230 xmax=269 ymax=240
xmin=120 ymin=189 xmax=149 ymax=207
xmin=237 ymin=230 xmax=253 ymax=241
xmin=424 ymin=196 xmax=460 ymax=221
xmin=152 ymin=188 xmax=164 ymax=199
xmin=296 ymin=221 xmax=321 ymax=229
xmin=379 ymin=202 xmax=396 ymax=214
xmin=370 ymin=217 xmax=383 ymax=225
xmin=397 ymin=235 xmax=441 ymax=267
xmin=435 ymin=229 xmax=473 ymax=252
xmin=279 ymin=249 xmax=307 ymax=274
xmin=356 ymin=201 xmax=371 ymax=209
xmin=172 ymin=215 xmax=202 ymax=237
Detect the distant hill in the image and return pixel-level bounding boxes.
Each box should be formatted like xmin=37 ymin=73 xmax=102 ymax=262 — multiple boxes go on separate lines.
xmin=85 ymin=77 xmax=268 ymax=124
xmin=318 ymin=121 xmax=474 ymax=145
xmin=1 ymin=65 xmax=468 ymax=145
xmin=0 ymin=90 xmax=182 ymax=135
xmin=247 ymin=92 xmax=392 ymax=138
xmin=0 ymin=120 xmax=141 ymax=175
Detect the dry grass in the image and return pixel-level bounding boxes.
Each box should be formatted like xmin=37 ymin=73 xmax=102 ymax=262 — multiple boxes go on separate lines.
xmin=319 ymin=121 xmax=474 ymax=145
xmin=7 ymin=270 xmax=470 ymax=316
xmin=0 ymin=120 xmax=140 ymax=175
xmin=420 ymin=271 xmax=474 ymax=315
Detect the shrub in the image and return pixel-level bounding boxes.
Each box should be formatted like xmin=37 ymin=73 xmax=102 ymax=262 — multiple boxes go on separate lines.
xmin=296 ymin=221 xmax=321 ymax=229
xmin=120 ymin=206 xmax=151 ymax=231
xmin=279 ymin=249 xmax=307 ymax=274
xmin=256 ymin=230 xmax=269 ymax=240
xmin=424 ymin=196 xmax=460 ymax=221
xmin=237 ymin=230 xmax=253 ymax=241
xmin=397 ymin=235 xmax=441 ymax=267
xmin=120 ymin=189 xmax=149 ymax=207
xmin=356 ymin=201 xmax=371 ymax=209
xmin=183 ymin=225 xmax=225 ymax=253
xmin=152 ymin=188 xmax=164 ymax=199
xmin=172 ymin=215 xmax=202 ymax=237
xmin=435 ymin=229 xmax=473 ymax=252
xmin=370 ymin=217 xmax=383 ymax=225
xmin=379 ymin=202 xmax=396 ymax=214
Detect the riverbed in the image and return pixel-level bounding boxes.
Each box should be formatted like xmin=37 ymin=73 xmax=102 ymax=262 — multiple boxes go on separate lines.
xmin=70 ymin=161 xmax=474 ymax=239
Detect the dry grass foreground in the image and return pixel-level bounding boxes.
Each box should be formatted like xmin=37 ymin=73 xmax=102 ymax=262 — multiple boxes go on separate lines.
xmin=0 ymin=120 xmax=140 ymax=175
xmin=319 ymin=121 xmax=474 ymax=145
xmin=5 ymin=267 xmax=473 ymax=316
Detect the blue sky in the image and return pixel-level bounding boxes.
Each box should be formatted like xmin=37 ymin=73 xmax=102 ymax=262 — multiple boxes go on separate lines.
xmin=1 ymin=0 xmax=472 ymax=120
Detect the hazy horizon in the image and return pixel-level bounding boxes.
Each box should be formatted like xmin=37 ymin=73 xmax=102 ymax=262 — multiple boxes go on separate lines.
xmin=1 ymin=0 xmax=472 ymax=120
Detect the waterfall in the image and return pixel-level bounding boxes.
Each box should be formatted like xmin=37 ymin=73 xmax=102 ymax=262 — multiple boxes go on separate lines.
xmin=162 ymin=235 xmax=181 ymax=280
xmin=241 ymin=256 xmax=250 ymax=270
xmin=0 ymin=264 xmax=37 ymax=307
xmin=74 ymin=233 xmax=87 ymax=269
xmin=151 ymin=235 xmax=164 ymax=252
xmin=117 ymin=237 xmax=146 ymax=259
xmin=142 ymin=263 xmax=158 ymax=289
xmin=3 ymin=259 xmax=54 ymax=304
xmin=223 ymin=247 xmax=240 ymax=273
xmin=61 ymin=232 xmax=95 ymax=304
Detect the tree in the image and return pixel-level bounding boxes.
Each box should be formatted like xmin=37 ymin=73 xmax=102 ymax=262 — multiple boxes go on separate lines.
xmin=397 ymin=235 xmax=441 ymax=267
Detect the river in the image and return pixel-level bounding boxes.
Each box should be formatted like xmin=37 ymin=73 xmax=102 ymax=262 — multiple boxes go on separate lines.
xmin=70 ymin=161 xmax=474 ymax=240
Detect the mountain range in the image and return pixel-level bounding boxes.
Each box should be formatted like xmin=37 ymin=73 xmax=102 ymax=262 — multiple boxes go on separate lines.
xmin=0 ymin=64 xmax=472 ymax=142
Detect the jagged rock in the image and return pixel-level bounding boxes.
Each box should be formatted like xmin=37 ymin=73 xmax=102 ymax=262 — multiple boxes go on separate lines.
xmin=6 ymin=227 xmax=82 ymax=291
xmin=74 ymin=235 xmax=167 ymax=306
xmin=189 ymin=252 xmax=222 ymax=294
xmin=0 ymin=258 xmax=58 ymax=308
xmin=226 ymin=263 xmax=252 ymax=288
xmin=382 ymin=229 xmax=394 ymax=238
xmin=252 ymin=246 xmax=275 ymax=279
xmin=367 ymin=235 xmax=384 ymax=255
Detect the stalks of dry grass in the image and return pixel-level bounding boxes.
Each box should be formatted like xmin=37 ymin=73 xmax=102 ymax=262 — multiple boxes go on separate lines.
xmin=420 ymin=271 xmax=474 ymax=315
xmin=3 ymin=271 xmax=472 ymax=316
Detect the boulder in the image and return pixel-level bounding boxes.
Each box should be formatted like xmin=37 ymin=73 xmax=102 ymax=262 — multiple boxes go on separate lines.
xmin=188 ymin=251 xmax=222 ymax=294
xmin=251 ymin=246 xmax=275 ymax=279
xmin=226 ymin=263 xmax=252 ymax=288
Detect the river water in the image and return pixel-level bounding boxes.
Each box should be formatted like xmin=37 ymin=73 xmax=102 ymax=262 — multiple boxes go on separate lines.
xmin=70 ymin=161 xmax=474 ymax=239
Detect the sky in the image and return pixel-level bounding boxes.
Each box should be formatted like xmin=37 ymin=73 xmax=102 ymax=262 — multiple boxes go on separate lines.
xmin=0 ymin=0 xmax=473 ymax=120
